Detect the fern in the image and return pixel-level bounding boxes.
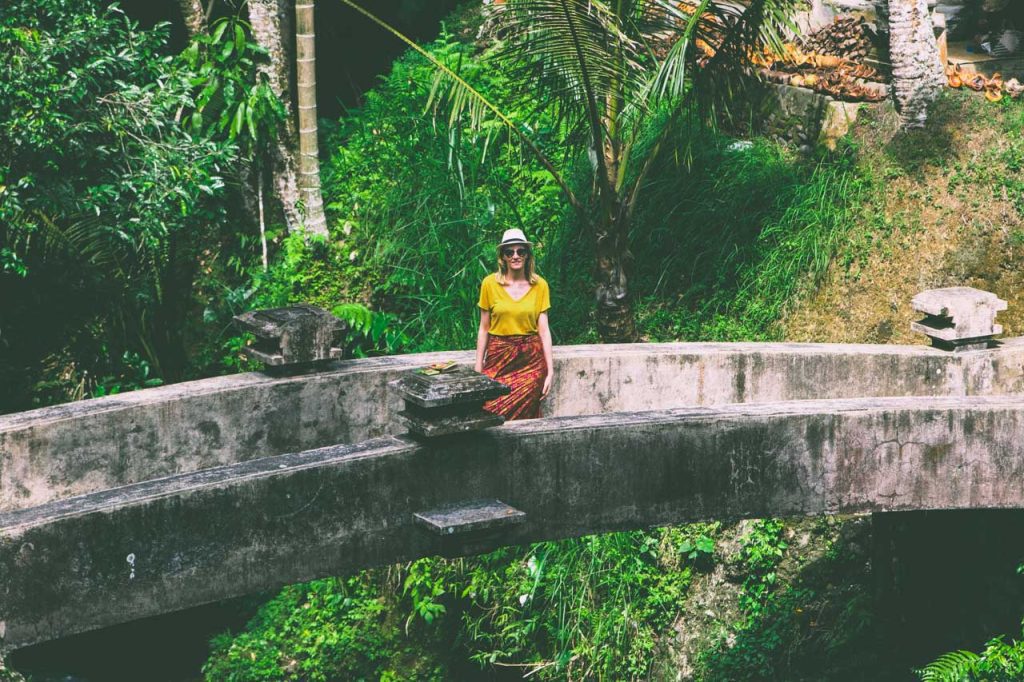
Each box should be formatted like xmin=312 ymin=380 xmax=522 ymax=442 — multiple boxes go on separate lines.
xmin=333 ymin=302 xmax=375 ymax=337
xmin=331 ymin=303 xmax=410 ymax=357
xmin=915 ymin=650 xmax=981 ymax=682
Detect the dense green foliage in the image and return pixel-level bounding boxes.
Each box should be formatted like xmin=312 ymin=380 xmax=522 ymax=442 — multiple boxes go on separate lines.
xmin=317 ymin=29 xmax=566 ymax=351
xmin=0 ymin=3 xmax=868 ymax=410
xmin=917 ymin=634 xmax=1024 ymax=682
xmin=697 ymin=517 xmax=882 ymax=681
xmin=205 ymin=529 xmax=701 ymax=680
xmin=0 ymin=0 xmax=237 ymax=408
xmin=263 ymin=27 xmax=868 ymax=352
xmin=202 ymin=574 xmax=444 ymax=681
xmin=14 ymin=3 xmax=1024 ymax=682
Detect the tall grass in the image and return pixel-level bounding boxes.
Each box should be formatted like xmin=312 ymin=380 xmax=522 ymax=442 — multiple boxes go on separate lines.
xmin=623 ymin=134 xmax=866 ymax=342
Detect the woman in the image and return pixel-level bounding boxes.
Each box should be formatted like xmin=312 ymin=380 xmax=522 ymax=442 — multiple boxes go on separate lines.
xmin=474 ymin=228 xmax=553 ymax=420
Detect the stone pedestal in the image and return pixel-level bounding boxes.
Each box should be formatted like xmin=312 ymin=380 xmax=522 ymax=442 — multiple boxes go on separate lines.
xmin=234 ymin=304 xmax=346 ymax=366
xmin=389 ymin=365 xmax=510 ymax=438
xmin=393 ymin=366 xmax=524 ymax=547
xmin=911 ymin=287 xmax=1007 ymax=351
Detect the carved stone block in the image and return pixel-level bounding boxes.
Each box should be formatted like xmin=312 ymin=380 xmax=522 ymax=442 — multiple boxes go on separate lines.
xmin=234 ymin=304 xmax=346 ymax=366
xmin=911 ymin=287 xmax=1007 ymax=351
xmin=390 ymin=365 xmax=510 ymax=437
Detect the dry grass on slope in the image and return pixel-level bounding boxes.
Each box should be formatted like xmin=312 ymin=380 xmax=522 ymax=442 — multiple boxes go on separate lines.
xmin=782 ymin=92 xmax=1024 ymax=344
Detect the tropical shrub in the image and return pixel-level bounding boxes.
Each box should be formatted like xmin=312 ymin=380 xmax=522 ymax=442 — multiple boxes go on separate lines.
xmin=0 ymin=0 xmax=235 ymax=409
xmin=205 ymin=529 xmax=698 ymax=680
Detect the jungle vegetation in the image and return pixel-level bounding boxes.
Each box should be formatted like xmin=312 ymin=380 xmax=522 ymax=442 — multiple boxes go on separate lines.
xmin=6 ymin=1 xmax=1024 ymax=681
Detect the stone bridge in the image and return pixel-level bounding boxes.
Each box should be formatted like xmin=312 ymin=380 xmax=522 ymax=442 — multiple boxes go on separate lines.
xmin=4 ymin=332 xmax=1024 ymax=651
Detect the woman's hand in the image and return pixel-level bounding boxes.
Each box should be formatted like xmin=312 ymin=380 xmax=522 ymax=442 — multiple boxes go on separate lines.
xmin=537 ymin=311 xmax=554 ymax=401
xmin=475 ymin=310 xmax=490 ymax=375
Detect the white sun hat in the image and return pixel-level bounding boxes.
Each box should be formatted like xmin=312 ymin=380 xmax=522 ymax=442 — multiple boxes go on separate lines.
xmin=499 ymin=228 xmax=532 ymax=247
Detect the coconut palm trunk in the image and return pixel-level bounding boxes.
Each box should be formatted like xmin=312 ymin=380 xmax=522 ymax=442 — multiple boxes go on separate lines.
xmin=177 ymin=0 xmax=206 ymax=38
xmin=248 ymin=0 xmax=328 ymax=236
xmin=888 ymin=0 xmax=945 ymax=128
xmin=294 ymin=0 xmax=329 ymax=235
xmin=593 ymin=73 xmax=637 ymax=342
xmin=594 ymin=209 xmax=637 ymax=342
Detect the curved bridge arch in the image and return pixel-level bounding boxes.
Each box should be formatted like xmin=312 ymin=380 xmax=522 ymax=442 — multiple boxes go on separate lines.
xmin=4 ymin=341 xmax=1024 ymax=650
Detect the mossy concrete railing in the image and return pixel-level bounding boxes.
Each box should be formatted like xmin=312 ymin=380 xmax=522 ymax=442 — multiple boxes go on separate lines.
xmin=4 ymin=340 xmax=1024 ymax=650
xmin=5 ymin=341 xmax=1024 ymax=514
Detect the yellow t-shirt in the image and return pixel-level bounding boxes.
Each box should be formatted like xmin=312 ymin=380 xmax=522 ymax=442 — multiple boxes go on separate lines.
xmin=477 ymin=273 xmax=551 ymax=336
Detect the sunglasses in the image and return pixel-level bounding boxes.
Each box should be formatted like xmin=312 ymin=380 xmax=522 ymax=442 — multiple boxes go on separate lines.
xmin=502 ymin=247 xmax=530 ymax=258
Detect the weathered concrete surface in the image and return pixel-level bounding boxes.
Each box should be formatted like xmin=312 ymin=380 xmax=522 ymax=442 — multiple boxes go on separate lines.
xmin=4 ymin=394 xmax=1024 ymax=650
xmin=392 ymin=365 xmax=509 ymax=437
xmin=6 ymin=340 xmax=1024 ymax=513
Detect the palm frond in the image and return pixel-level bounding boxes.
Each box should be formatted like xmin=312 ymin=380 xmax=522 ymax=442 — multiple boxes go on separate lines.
xmin=495 ymin=0 xmax=647 ymax=117
xmin=640 ymin=0 xmax=713 ymax=104
xmin=339 ymin=0 xmax=582 ymax=212
xmin=628 ymin=0 xmax=797 ymax=190
xmin=689 ymin=0 xmax=798 ymax=115
xmin=13 ymin=209 xmax=126 ymax=273
xmin=914 ymin=650 xmax=981 ymax=682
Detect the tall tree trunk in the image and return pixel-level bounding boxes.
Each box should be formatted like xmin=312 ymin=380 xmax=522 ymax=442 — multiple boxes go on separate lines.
xmin=178 ymin=0 xmax=206 ymax=38
xmin=594 ymin=61 xmax=637 ymax=344
xmin=248 ymin=0 xmax=326 ymax=236
xmin=594 ymin=208 xmax=637 ymax=343
xmin=294 ymin=1 xmax=329 ymax=236
xmin=888 ymin=0 xmax=944 ymax=128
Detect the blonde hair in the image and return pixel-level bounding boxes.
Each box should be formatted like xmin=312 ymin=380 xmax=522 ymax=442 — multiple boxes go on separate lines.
xmin=495 ymin=244 xmax=538 ymax=285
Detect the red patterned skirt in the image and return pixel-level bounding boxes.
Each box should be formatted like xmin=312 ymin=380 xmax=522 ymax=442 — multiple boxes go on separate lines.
xmin=482 ymin=334 xmax=546 ymax=420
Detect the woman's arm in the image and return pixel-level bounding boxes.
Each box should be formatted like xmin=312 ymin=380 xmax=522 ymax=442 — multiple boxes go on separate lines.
xmin=538 ymin=311 xmax=553 ymax=398
xmin=474 ymin=309 xmax=490 ymax=373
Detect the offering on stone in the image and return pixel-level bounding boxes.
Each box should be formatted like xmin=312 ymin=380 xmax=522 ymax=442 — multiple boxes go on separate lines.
xmin=417 ymin=360 xmax=458 ymax=375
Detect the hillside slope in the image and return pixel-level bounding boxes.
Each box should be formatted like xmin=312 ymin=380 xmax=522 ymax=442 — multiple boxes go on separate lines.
xmin=783 ymin=92 xmax=1024 ymax=343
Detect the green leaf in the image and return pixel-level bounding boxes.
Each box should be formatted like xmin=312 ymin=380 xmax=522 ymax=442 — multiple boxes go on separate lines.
xmin=220 ymin=35 xmax=235 ymax=61
xmin=230 ymin=101 xmax=245 ymax=140
xmin=915 ymin=650 xmax=981 ymax=681
xmin=195 ymin=76 xmax=219 ymax=111
xmin=245 ymin=100 xmax=256 ymax=140
xmin=211 ymin=19 xmax=229 ymax=45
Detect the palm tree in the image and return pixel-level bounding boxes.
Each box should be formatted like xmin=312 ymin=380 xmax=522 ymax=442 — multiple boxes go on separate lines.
xmin=294 ymin=0 xmax=328 ymax=235
xmin=344 ymin=0 xmax=795 ymax=341
xmin=887 ymin=0 xmax=944 ymax=128
xmin=248 ymin=0 xmax=329 ymax=237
